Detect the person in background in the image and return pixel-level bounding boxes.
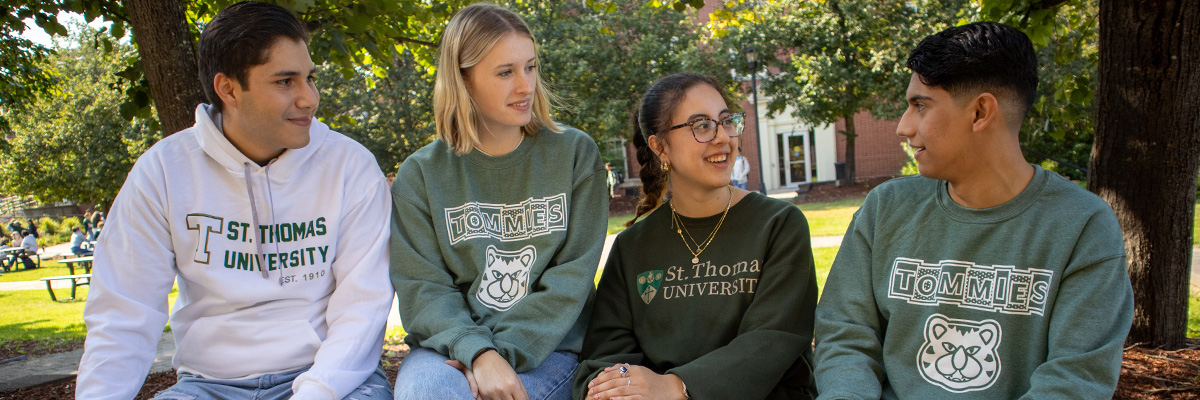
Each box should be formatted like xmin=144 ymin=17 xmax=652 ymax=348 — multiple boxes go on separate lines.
xmin=731 ymin=153 xmax=750 ymax=190
xmin=390 ymin=4 xmax=607 ymax=399
xmin=606 ymin=162 xmax=618 ymax=197
xmin=26 ymin=218 xmax=39 ymax=238
xmin=70 ymin=227 xmax=92 ymax=256
xmin=9 ymin=230 xmax=39 ymax=270
xmin=575 ymin=72 xmax=818 ymax=399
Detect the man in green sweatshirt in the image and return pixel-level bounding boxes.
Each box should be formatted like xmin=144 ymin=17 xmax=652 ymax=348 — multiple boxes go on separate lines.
xmin=814 ymin=21 xmax=1134 ymax=399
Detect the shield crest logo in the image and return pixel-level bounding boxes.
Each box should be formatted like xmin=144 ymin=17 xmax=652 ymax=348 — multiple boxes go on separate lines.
xmin=636 ymin=270 xmax=663 ymax=304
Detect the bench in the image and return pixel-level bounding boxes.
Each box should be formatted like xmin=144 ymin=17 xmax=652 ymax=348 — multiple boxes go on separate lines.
xmin=40 ymin=274 xmax=91 ymax=301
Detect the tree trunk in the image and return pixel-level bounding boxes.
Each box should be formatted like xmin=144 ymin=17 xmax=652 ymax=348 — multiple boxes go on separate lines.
xmin=1090 ymin=0 xmax=1200 ymax=349
xmin=842 ymin=112 xmax=858 ymax=186
xmin=124 ymin=0 xmax=206 ymax=135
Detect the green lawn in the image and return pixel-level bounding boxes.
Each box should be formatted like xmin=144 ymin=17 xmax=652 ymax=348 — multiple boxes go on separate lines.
xmin=0 ymin=287 xmax=91 ymax=342
xmin=1191 ymin=296 xmax=1200 ymax=338
xmin=0 ymin=259 xmax=82 ymax=282
xmin=1194 ymin=203 xmax=1199 ymax=245
xmin=799 ymin=198 xmax=864 ymax=237
xmin=0 ymin=285 xmax=178 ymax=351
xmin=607 ymin=214 xmax=633 ymax=235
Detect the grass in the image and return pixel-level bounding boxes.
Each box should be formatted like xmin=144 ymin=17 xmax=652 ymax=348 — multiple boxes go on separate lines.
xmin=0 ymin=285 xmax=178 ymax=348
xmin=607 ymin=214 xmax=633 ymax=235
xmin=1194 ymin=203 xmax=1199 ymax=245
xmin=0 ymin=259 xmax=83 ymax=282
xmin=0 ymin=287 xmax=91 ymax=343
xmin=798 ymin=197 xmax=864 ymax=237
xmin=813 ymin=246 xmax=837 ymax=297
xmin=1191 ymin=296 xmax=1200 ymax=338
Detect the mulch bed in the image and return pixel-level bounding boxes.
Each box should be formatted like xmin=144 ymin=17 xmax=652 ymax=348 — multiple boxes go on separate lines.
xmin=4 ymin=340 xmax=1197 ymax=399
xmin=1116 ymin=341 xmax=1200 ymax=399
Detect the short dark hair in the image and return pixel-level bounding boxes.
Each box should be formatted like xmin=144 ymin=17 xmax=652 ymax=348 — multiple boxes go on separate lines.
xmin=72 ymin=227 xmax=80 ymax=233
xmin=197 ymin=1 xmax=308 ymax=112
xmin=906 ymin=21 xmax=1038 ymax=121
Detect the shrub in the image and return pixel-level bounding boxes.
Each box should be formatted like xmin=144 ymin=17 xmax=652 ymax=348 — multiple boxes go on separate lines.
xmin=899 ymin=143 xmax=919 ymax=176
xmin=37 ymin=217 xmax=60 ymax=236
xmin=59 ymin=216 xmax=83 ymax=231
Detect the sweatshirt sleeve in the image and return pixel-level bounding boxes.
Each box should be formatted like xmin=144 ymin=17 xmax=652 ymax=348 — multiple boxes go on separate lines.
xmin=390 ymin=180 xmax=498 ymax=369
xmin=813 ymin=205 xmax=886 ymax=400
xmin=1020 ymin=213 xmax=1133 ymax=399
xmin=664 ymin=207 xmax=818 ymax=399
xmin=290 ymin=178 xmax=394 ymax=400
xmin=574 ymin=243 xmax=646 ymax=398
xmin=489 ymin=167 xmax=607 ymax=371
xmin=77 ymin=170 xmax=178 ymax=400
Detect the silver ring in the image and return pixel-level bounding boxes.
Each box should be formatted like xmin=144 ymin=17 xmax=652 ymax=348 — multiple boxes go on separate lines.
xmin=619 ymin=365 xmax=628 ymax=375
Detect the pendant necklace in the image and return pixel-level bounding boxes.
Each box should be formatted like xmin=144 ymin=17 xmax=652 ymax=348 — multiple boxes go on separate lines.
xmin=670 ymin=186 xmax=733 ymax=264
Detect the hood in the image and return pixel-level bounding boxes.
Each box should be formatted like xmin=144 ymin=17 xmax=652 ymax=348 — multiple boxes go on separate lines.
xmin=192 ymin=104 xmax=328 ymax=180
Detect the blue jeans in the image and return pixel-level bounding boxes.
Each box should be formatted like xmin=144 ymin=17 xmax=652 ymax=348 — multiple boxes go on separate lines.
xmin=152 ymin=364 xmax=391 ymax=400
xmin=394 ymin=346 xmax=577 ymax=400
xmin=734 ymin=180 xmax=748 ymax=189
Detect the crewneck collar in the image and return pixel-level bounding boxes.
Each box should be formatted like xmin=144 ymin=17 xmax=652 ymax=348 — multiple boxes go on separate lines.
xmin=937 ymin=164 xmax=1050 ymax=224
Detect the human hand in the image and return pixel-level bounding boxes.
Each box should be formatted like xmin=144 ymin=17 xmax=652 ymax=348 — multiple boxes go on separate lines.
xmin=472 ymin=350 xmax=530 ymax=400
xmin=585 ymin=363 xmax=687 ymax=400
xmin=445 ymin=359 xmax=480 ymax=399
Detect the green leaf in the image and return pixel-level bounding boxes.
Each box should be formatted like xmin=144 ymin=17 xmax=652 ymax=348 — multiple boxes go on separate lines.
xmin=112 ymin=21 xmax=125 ymax=40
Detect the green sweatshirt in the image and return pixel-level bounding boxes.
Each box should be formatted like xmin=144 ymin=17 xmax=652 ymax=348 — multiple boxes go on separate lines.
xmin=575 ymin=192 xmax=818 ymax=400
xmin=390 ymin=126 xmax=608 ymax=371
xmin=814 ymin=166 xmax=1133 ymax=399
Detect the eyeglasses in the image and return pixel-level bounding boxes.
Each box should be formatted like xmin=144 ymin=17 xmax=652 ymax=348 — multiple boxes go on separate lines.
xmin=666 ymin=112 xmax=745 ymax=143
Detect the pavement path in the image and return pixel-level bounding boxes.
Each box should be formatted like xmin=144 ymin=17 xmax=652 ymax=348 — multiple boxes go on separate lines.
xmin=2 ymin=235 xmax=1198 ymax=392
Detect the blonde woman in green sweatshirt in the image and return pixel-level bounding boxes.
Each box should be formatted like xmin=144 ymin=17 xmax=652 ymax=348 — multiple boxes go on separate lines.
xmin=390 ymin=4 xmax=608 ymax=400
xmin=574 ymin=73 xmax=818 ymax=400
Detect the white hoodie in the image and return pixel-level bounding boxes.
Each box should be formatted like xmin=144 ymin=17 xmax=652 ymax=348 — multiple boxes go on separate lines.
xmin=77 ymin=104 xmax=393 ymax=400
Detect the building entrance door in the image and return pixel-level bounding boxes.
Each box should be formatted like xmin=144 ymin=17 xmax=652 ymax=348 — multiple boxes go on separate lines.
xmin=775 ymin=131 xmax=811 ymax=187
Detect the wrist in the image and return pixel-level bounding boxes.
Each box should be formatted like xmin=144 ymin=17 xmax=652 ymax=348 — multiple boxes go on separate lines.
xmin=667 ymin=373 xmax=690 ymax=400
xmin=472 ymin=347 xmax=496 ymax=363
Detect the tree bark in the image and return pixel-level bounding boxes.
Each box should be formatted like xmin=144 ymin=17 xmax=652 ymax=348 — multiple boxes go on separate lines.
xmin=124 ymin=0 xmax=206 ymax=135
xmin=1090 ymin=0 xmax=1200 ymax=349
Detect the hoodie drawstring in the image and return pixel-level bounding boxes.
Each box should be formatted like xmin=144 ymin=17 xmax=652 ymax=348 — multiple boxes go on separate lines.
xmin=244 ymin=163 xmax=271 ymax=280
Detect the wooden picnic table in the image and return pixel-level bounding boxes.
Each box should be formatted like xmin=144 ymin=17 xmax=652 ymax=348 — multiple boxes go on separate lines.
xmin=60 ymin=256 xmax=94 ymax=275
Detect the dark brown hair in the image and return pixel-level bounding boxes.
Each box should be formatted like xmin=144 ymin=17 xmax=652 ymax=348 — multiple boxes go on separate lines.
xmin=626 ymin=72 xmax=725 ymax=227
xmin=197 ymin=1 xmax=309 ymax=113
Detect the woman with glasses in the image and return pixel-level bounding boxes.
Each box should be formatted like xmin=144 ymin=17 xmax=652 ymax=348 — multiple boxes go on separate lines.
xmin=390 ymin=4 xmax=608 ymax=400
xmin=573 ymin=73 xmax=818 ymax=400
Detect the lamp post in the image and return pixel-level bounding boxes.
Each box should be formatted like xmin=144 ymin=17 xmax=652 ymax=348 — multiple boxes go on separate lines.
xmin=744 ymin=47 xmax=767 ymax=194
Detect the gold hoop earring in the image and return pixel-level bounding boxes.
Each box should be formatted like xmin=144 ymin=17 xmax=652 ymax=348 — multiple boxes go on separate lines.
xmin=662 ymin=162 xmax=670 ymax=172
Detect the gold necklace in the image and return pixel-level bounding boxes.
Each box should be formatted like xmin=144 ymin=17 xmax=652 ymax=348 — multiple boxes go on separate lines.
xmin=474 ymin=134 xmax=525 ymax=157
xmin=669 ymin=186 xmax=733 ymax=264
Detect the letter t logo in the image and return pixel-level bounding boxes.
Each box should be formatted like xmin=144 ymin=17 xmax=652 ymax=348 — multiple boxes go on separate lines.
xmin=186 ymin=214 xmax=224 ymax=264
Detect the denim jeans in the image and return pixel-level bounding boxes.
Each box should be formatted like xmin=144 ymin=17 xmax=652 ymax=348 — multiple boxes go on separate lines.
xmin=393 ymin=346 xmax=577 ymax=400
xmin=152 ymin=364 xmax=391 ymax=400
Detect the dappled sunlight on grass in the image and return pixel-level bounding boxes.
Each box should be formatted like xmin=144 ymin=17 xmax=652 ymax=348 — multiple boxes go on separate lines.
xmin=0 ymin=285 xmax=179 ymax=344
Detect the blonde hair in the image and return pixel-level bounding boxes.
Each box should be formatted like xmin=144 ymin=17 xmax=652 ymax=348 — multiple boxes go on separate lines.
xmin=434 ymin=3 xmax=561 ymax=155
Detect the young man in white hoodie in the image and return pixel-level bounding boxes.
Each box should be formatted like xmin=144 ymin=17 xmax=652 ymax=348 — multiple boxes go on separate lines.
xmin=76 ymin=2 xmax=393 ymax=399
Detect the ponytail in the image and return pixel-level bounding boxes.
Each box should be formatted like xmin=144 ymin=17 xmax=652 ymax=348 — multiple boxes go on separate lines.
xmin=626 ymin=110 xmax=668 ymax=227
